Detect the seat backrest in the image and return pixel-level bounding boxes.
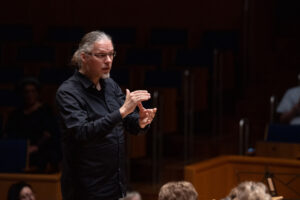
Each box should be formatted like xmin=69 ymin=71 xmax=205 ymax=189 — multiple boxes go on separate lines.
xmin=266 ymin=124 xmax=300 ymax=143
xmin=0 ymin=139 xmax=28 ymax=173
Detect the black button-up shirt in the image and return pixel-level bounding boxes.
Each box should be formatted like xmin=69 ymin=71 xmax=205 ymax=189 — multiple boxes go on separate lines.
xmin=56 ymin=71 xmax=146 ymax=200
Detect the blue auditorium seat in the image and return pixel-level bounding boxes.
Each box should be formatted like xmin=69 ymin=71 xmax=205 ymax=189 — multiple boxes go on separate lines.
xmin=110 ymin=69 xmax=129 ymax=87
xmin=102 ymin=28 xmax=136 ymax=45
xmin=0 ymin=67 xmax=24 ymax=84
xmin=266 ymin=124 xmax=300 ymax=143
xmin=0 ymin=24 xmax=33 ymax=42
xmin=202 ymin=31 xmax=239 ymax=51
xmin=0 ymin=89 xmax=19 ymax=107
xmin=144 ymin=70 xmax=182 ymax=88
xmin=39 ymin=67 xmax=74 ymax=85
xmin=46 ymin=27 xmax=85 ymax=43
xmin=125 ymin=48 xmax=162 ymax=66
xmin=175 ymin=48 xmax=212 ymax=67
xmin=17 ymin=46 xmax=55 ymax=62
xmin=149 ymin=28 xmax=188 ymax=45
xmin=0 ymin=139 xmax=28 ymax=173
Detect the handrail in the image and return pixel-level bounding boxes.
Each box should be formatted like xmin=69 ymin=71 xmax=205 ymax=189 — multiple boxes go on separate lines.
xmin=270 ymin=95 xmax=277 ymax=124
xmin=239 ymin=118 xmax=250 ymax=155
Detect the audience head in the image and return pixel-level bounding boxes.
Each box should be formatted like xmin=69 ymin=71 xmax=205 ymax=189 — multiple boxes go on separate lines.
xmin=16 ymin=77 xmax=41 ymax=107
xmin=120 ymin=191 xmax=142 ymax=200
xmin=158 ymin=181 xmax=198 ymax=200
xmin=7 ymin=181 xmax=36 ymax=200
xmin=223 ymin=181 xmax=271 ymax=200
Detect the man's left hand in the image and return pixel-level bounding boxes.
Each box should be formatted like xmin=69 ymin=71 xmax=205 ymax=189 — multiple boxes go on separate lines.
xmin=138 ymin=102 xmax=157 ymax=128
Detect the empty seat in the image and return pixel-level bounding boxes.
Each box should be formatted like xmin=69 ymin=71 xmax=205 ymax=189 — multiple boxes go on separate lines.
xmin=102 ymin=28 xmax=136 ymax=45
xmin=0 ymin=139 xmax=28 ymax=173
xmin=149 ymin=28 xmax=188 ymax=45
xmin=0 ymin=24 xmax=33 ymax=42
xmin=0 ymin=67 xmax=24 ymax=84
xmin=144 ymin=70 xmax=182 ymax=88
xmin=125 ymin=48 xmax=162 ymax=66
xmin=17 ymin=46 xmax=55 ymax=62
xmin=110 ymin=69 xmax=129 ymax=86
xmin=202 ymin=31 xmax=239 ymax=51
xmin=39 ymin=67 xmax=74 ymax=85
xmin=175 ymin=48 xmax=212 ymax=67
xmin=266 ymin=124 xmax=300 ymax=143
xmin=46 ymin=27 xmax=85 ymax=43
xmin=0 ymin=89 xmax=19 ymax=107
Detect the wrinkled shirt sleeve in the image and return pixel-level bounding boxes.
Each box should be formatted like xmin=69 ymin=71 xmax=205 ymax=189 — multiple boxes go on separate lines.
xmin=56 ymin=89 xmax=123 ymax=141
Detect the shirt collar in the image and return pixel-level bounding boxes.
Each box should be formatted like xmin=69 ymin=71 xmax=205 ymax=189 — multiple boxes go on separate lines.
xmin=74 ymin=70 xmax=107 ymax=90
xmin=74 ymin=70 xmax=95 ymax=89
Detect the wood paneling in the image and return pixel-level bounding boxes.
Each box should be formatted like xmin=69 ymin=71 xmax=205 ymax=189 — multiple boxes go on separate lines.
xmin=0 ymin=173 xmax=61 ymax=200
xmin=185 ymin=155 xmax=300 ymax=200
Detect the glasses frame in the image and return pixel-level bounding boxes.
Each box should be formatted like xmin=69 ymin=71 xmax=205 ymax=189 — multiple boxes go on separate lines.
xmin=85 ymin=51 xmax=116 ymax=60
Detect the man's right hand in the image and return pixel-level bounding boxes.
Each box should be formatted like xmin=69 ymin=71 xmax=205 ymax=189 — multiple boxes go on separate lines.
xmin=119 ymin=89 xmax=151 ymax=118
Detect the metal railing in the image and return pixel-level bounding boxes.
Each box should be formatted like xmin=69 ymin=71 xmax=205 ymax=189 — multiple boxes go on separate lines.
xmin=239 ymin=118 xmax=250 ymax=155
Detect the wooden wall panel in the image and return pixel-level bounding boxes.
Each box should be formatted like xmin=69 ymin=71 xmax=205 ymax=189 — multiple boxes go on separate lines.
xmin=0 ymin=173 xmax=61 ymax=200
xmin=185 ymin=155 xmax=300 ymax=200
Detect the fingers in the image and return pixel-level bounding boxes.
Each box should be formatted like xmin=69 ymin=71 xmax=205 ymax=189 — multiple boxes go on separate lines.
xmin=137 ymin=102 xmax=145 ymax=111
xmin=126 ymin=89 xmax=130 ymax=97
xmin=145 ymin=108 xmax=157 ymax=121
xmin=128 ymin=89 xmax=151 ymax=103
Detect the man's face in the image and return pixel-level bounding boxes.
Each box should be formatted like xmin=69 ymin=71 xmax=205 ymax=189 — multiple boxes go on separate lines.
xmin=82 ymin=39 xmax=114 ymax=79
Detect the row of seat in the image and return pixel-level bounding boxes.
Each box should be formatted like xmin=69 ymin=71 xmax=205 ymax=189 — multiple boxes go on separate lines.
xmin=0 ymin=45 xmax=221 ymax=67
xmin=0 ymin=25 xmax=238 ymax=47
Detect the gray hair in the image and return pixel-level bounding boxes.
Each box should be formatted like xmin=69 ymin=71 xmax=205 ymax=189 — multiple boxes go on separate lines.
xmin=158 ymin=181 xmax=198 ymax=200
xmin=223 ymin=181 xmax=272 ymax=200
xmin=71 ymin=31 xmax=113 ymax=68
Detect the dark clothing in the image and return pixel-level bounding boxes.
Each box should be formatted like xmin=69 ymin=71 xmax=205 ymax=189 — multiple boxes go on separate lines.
xmin=5 ymin=104 xmax=60 ymax=170
xmin=56 ymin=71 xmax=146 ymax=200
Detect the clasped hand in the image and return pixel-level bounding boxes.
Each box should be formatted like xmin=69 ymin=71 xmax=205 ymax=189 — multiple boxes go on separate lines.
xmin=119 ymin=89 xmax=157 ymax=128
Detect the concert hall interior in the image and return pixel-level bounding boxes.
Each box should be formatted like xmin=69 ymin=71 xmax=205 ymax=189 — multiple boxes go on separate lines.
xmin=0 ymin=0 xmax=300 ymax=199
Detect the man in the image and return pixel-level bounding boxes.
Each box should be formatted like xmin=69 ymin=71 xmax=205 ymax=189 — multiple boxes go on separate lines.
xmin=158 ymin=181 xmax=198 ymax=200
xmin=56 ymin=31 xmax=157 ymax=200
xmin=276 ymin=85 xmax=300 ymax=125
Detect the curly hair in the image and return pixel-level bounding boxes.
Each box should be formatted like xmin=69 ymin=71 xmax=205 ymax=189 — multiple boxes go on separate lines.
xmin=158 ymin=181 xmax=198 ymax=200
xmin=225 ymin=181 xmax=271 ymax=200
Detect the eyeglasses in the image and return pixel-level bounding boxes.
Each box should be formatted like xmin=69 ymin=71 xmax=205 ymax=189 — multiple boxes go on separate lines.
xmin=86 ymin=51 xmax=116 ymax=60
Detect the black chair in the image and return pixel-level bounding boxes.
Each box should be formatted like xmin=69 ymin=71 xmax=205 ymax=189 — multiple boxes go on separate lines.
xmin=149 ymin=28 xmax=188 ymax=46
xmin=144 ymin=70 xmax=182 ymax=88
xmin=39 ymin=67 xmax=74 ymax=85
xmin=125 ymin=48 xmax=162 ymax=66
xmin=202 ymin=31 xmax=239 ymax=51
xmin=0 ymin=139 xmax=28 ymax=173
xmin=266 ymin=124 xmax=300 ymax=143
xmin=0 ymin=67 xmax=24 ymax=84
xmin=0 ymin=24 xmax=33 ymax=42
xmin=17 ymin=46 xmax=55 ymax=62
xmin=175 ymin=48 xmax=212 ymax=67
xmin=102 ymin=27 xmax=137 ymax=45
xmin=110 ymin=69 xmax=130 ymax=87
xmin=46 ymin=27 xmax=85 ymax=43
xmin=0 ymin=89 xmax=19 ymax=107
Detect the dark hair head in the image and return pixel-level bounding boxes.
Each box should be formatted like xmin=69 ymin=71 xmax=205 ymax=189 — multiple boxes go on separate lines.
xmin=7 ymin=181 xmax=33 ymax=200
xmin=16 ymin=77 xmax=41 ymax=94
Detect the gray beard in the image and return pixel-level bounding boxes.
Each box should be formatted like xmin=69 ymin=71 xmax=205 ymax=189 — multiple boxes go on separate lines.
xmin=102 ymin=73 xmax=110 ymax=79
